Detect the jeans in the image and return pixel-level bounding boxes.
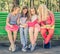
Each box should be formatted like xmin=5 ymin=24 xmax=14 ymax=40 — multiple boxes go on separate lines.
xmin=20 ymin=27 xmax=28 ymax=47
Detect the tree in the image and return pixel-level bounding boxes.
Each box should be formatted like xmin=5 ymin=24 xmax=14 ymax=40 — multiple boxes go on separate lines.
xmin=13 ymin=0 xmax=19 ymax=6
xmin=30 ymin=0 xmax=34 ymax=7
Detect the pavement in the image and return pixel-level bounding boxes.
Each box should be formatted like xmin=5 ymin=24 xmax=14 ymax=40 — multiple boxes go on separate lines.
xmin=0 ymin=41 xmax=60 ymax=54
xmin=0 ymin=46 xmax=60 ymax=54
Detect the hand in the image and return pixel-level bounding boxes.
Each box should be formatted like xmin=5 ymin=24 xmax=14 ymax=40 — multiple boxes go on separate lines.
xmin=46 ymin=25 xmax=51 ymax=29
xmin=20 ymin=24 xmax=27 ymax=28
xmin=23 ymin=24 xmax=28 ymax=28
xmin=43 ymin=25 xmax=46 ymax=28
xmin=20 ymin=25 xmax=24 ymax=27
xmin=10 ymin=25 xmax=13 ymax=28
xmin=41 ymin=25 xmax=46 ymax=28
xmin=50 ymin=25 xmax=55 ymax=29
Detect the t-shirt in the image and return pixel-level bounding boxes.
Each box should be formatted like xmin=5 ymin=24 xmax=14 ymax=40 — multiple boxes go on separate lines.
xmin=20 ymin=15 xmax=27 ymax=24
xmin=27 ymin=14 xmax=38 ymax=27
xmin=40 ymin=12 xmax=55 ymax=26
xmin=31 ymin=15 xmax=38 ymax=22
xmin=7 ymin=13 xmax=20 ymax=25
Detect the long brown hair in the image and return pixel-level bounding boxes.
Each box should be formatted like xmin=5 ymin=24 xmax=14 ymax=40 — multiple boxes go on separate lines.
xmin=11 ymin=5 xmax=20 ymax=12
xmin=30 ymin=7 xmax=37 ymax=15
xmin=29 ymin=7 xmax=37 ymax=20
xmin=21 ymin=6 xmax=29 ymax=18
xmin=21 ymin=6 xmax=30 ymax=21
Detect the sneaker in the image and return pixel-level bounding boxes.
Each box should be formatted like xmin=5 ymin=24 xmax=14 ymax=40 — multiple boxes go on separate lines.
xmin=31 ymin=44 xmax=36 ymax=52
xmin=22 ymin=45 xmax=28 ymax=50
xmin=22 ymin=48 xmax=27 ymax=52
xmin=9 ymin=45 xmax=11 ymax=51
xmin=28 ymin=44 xmax=32 ymax=49
xmin=11 ymin=45 xmax=16 ymax=52
xmin=44 ymin=42 xmax=51 ymax=49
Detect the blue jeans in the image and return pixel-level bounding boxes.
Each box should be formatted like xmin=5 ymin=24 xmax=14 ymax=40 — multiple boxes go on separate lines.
xmin=20 ymin=27 xmax=28 ymax=47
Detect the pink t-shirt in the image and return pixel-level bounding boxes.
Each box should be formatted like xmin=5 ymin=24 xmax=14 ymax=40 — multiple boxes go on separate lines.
xmin=40 ymin=12 xmax=55 ymax=26
xmin=27 ymin=15 xmax=38 ymax=27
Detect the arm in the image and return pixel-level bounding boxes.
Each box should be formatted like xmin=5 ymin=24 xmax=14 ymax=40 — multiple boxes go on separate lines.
xmin=50 ymin=12 xmax=55 ymax=26
xmin=6 ymin=18 xmax=12 ymax=27
xmin=19 ymin=18 xmax=28 ymax=28
xmin=17 ymin=17 xmax=20 ymax=25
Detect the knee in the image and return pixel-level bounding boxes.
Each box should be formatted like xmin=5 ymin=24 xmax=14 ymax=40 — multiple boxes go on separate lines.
xmin=41 ymin=30 xmax=46 ymax=35
xmin=49 ymin=29 xmax=54 ymax=34
xmin=29 ymin=28 xmax=33 ymax=32
xmin=6 ymin=30 xmax=11 ymax=33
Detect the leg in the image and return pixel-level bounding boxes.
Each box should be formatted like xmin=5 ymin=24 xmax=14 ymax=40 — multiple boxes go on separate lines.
xmin=34 ymin=27 xmax=39 ymax=44
xmin=45 ymin=29 xmax=54 ymax=44
xmin=40 ymin=28 xmax=47 ymax=40
xmin=24 ymin=27 xmax=28 ymax=45
xmin=29 ymin=27 xmax=37 ymax=51
xmin=29 ymin=27 xmax=34 ymax=45
xmin=6 ymin=30 xmax=14 ymax=46
xmin=13 ymin=30 xmax=18 ymax=43
xmin=6 ymin=30 xmax=16 ymax=52
xmin=20 ymin=28 xmax=26 ymax=47
xmin=43 ymin=40 xmax=51 ymax=48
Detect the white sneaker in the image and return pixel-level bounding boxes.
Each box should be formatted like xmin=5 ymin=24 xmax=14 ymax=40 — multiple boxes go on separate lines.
xmin=9 ymin=45 xmax=11 ymax=51
xmin=22 ymin=48 xmax=27 ymax=52
xmin=31 ymin=44 xmax=36 ymax=52
xmin=11 ymin=45 xmax=16 ymax=52
xmin=28 ymin=44 xmax=32 ymax=49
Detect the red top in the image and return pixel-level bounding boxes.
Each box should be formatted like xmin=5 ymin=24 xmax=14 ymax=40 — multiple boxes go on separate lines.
xmin=40 ymin=12 xmax=55 ymax=26
xmin=27 ymin=19 xmax=38 ymax=27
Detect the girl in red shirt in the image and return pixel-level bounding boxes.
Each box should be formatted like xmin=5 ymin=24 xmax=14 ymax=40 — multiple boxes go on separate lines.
xmin=38 ymin=4 xmax=55 ymax=48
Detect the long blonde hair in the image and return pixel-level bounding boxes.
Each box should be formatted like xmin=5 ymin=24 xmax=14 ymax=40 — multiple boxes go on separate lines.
xmin=38 ymin=4 xmax=48 ymax=22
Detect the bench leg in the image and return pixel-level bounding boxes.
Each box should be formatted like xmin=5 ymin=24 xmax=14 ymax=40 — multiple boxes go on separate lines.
xmin=43 ymin=40 xmax=51 ymax=49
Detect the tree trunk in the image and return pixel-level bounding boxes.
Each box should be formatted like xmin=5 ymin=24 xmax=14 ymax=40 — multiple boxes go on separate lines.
xmin=13 ymin=0 xmax=19 ymax=6
xmin=59 ymin=0 xmax=60 ymax=11
xmin=30 ymin=0 xmax=34 ymax=7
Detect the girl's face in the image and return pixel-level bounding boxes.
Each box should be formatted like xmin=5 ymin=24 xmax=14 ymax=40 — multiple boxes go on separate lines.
xmin=23 ymin=9 xmax=28 ymax=14
xmin=14 ymin=7 xmax=20 ymax=14
xmin=30 ymin=8 xmax=35 ymax=15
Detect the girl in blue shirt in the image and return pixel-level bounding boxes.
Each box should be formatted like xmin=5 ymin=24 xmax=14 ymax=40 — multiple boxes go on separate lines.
xmin=19 ymin=6 xmax=29 ymax=52
xmin=5 ymin=5 xmax=20 ymax=52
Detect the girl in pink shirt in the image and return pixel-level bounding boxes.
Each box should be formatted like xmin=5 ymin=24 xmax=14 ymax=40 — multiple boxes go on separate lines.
xmin=38 ymin=4 xmax=55 ymax=48
xmin=28 ymin=7 xmax=40 ymax=51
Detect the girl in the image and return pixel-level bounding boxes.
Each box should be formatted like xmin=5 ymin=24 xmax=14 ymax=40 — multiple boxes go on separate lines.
xmin=5 ymin=5 xmax=20 ymax=52
xmin=38 ymin=4 xmax=55 ymax=48
xmin=28 ymin=7 xmax=40 ymax=51
xmin=19 ymin=6 xmax=29 ymax=52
